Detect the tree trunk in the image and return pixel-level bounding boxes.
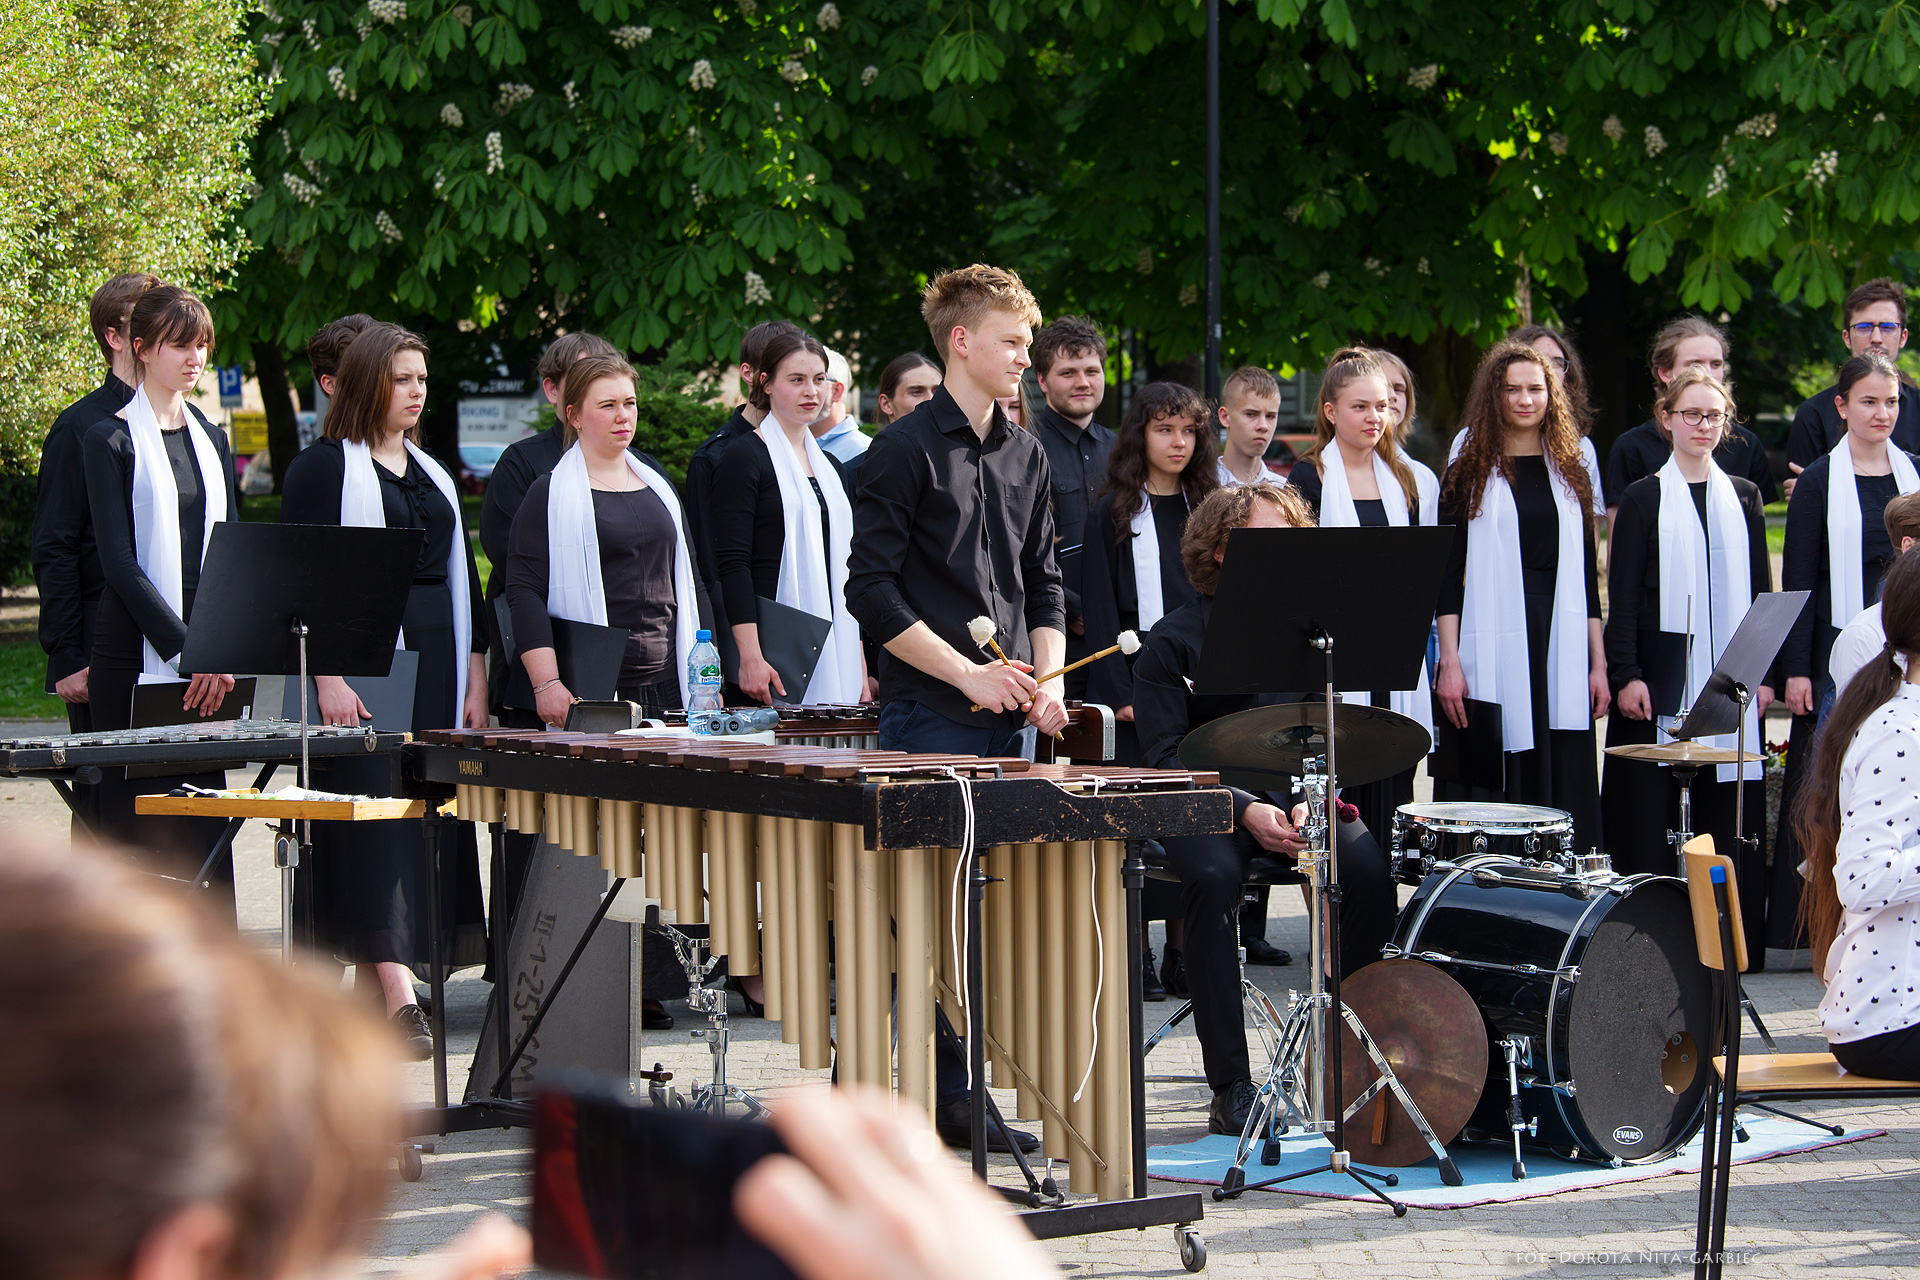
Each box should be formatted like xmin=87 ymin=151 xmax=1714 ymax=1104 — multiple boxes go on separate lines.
xmin=1380 ymin=327 xmax=1483 ymax=472
xmin=251 ymin=340 xmax=300 ymax=495
xmin=1574 ymin=246 xmax=1633 ymax=459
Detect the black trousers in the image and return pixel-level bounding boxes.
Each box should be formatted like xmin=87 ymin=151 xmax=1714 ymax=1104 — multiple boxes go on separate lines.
xmin=1162 ymin=820 xmax=1396 ymax=1091
xmin=1831 ymin=1021 xmax=1920 ymax=1080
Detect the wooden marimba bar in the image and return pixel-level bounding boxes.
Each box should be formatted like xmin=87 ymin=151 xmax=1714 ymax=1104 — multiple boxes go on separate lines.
xmin=418 ymin=728 xmax=1229 ymax=1202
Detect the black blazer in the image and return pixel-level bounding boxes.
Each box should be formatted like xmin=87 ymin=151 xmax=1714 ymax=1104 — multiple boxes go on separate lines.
xmin=709 ymin=431 xmax=851 ymax=631
xmin=1780 ymin=452 xmax=1915 ymax=683
xmin=1078 ymin=490 xmax=1197 ymax=709
xmin=477 ymin=422 xmax=567 ymax=597
xmin=1604 ymin=474 xmax=1772 ymax=692
xmin=81 ymin=402 xmax=237 ymax=664
xmin=32 ymin=372 xmax=132 ymax=686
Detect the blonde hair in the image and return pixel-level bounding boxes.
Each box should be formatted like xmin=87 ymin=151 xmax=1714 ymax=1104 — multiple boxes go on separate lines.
xmin=1651 ymin=365 xmax=1738 ymax=442
xmin=921 ymin=264 xmax=1042 ymax=361
xmin=1308 ymin=347 xmax=1421 ymax=514
xmin=1221 ymin=365 xmax=1279 ymax=405
xmin=559 ymin=352 xmax=641 ymax=446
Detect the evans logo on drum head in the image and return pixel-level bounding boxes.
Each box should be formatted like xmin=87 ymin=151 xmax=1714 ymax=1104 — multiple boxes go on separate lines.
xmin=1613 ymin=1125 xmax=1646 ymax=1145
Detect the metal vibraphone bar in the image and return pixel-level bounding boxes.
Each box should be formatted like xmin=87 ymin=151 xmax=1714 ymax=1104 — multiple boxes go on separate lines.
xmin=406 ymin=728 xmax=1225 ymax=1239
xmin=649 ymin=701 xmax=1118 ymax=761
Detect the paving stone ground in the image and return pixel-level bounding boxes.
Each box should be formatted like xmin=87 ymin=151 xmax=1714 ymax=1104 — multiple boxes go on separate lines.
xmin=6 ymin=728 xmax=1914 ymax=1280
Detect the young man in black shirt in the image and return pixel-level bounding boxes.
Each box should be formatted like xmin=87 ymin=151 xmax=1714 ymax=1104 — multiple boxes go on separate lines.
xmin=1030 ymin=316 xmax=1114 ymax=696
xmin=32 ymin=272 xmax=159 ymax=776
xmin=846 ymin=264 xmax=1066 ymax=1151
xmin=1785 ymin=278 xmax=1918 ymax=490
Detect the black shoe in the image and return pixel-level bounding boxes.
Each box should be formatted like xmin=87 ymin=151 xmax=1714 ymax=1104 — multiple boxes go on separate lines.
xmin=392 ymin=1004 xmax=434 ymax=1060
xmin=642 ymin=1002 xmax=675 ymax=1031
xmin=1242 ymin=937 xmax=1291 ymax=966
xmin=1209 ymin=1078 xmax=1258 ymax=1136
xmin=1141 ymin=947 xmax=1167 ymax=1002
xmin=933 ymin=1099 xmax=1040 ymax=1154
xmin=1160 ymin=946 xmax=1190 ymax=999
xmin=725 ymin=975 xmax=765 ymax=1018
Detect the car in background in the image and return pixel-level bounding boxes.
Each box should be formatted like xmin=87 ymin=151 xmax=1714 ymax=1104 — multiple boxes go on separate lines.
xmin=458 ymin=442 xmax=508 ymax=494
xmin=1262 ymin=432 xmax=1318 ymax=481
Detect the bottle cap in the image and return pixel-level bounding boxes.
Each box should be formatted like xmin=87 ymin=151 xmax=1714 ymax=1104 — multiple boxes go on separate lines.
xmin=696 ymin=629 xmax=712 ymax=642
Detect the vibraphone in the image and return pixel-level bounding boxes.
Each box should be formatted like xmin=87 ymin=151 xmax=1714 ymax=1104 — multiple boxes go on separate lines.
xmin=657 ymin=701 xmax=1118 ymax=761
xmin=406 ymin=727 xmax=1229 ymax=1244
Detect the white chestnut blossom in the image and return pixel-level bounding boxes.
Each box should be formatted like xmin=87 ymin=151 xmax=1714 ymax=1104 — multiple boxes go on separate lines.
xmin=1416 ymin=257 xmax=1431 ymax=276
xmin=302 ymin=17 xmax=319 ymax=49
xmin=485 ymin=131 xmax=504 ymax=175
xmin=355 ymin=19 xmax=372 ymax=40
xmin=375 ymin=209 xmax=403 ymax=243
xmin=451 ymin=5 xmax=473 ymax=25
xmin=1735 ymin=112 xmax=1777 ymax=139
xmin=1809 ymin=149 xmax=1839 ymax=188
xmin=1874 ymin=111 xmax=1887 ymax=123
xmin=328 ymin=65 xmax=356 ymax=101
xmin=690 ymin=59 xmax=716 ymax=90
xmin=816 ymin=2 xmax=842 ymax=28
xmin=1135 ymin=247 xmax=1153 ymax=275
xmin=612 ymin=24 xmax=652 ymax=48
xmin=1704 ymin=165 xmax=1728 ymax=199
xmin=261 ymin=3 xmax=284 ymax=21
xmin=282 ymin=172 xmax=322 ymax=206
xmin=744 ymin=271 xmax=773 ymax=306
xmin=779 ymin=58 xmax=809 ymax=84
xmin=368 ymin=0 xmax=406 ymax=22
xmin=495 ymin=82 xmax=534 ymax=113
xmin=1363 ymin=257 xmax=1385 ymax=277
xmin=303 ymin=155 xmax=324 ymax=179
xmin=739 ymin=0 xmax=758 ymax=14
xmin=1602 ymin=115 xmax=1625 ymax=141
xmin=440 ymin=102 xmax=464 ymax=128
xmin=1311 ymin=271 xmax=1331 ymax=289
xmin=262 ymin=30 xmax=283 ymax=47
xmin=1547 ymin=132 xmax=1568 ymax=155
xmin=1644 ymin=125 xmax=1666 ymax=157
xmin=861 ymin=64 xmax=879 ymax=86
xmin=1407 ymin=63 xmax=1438 ymax=90
xmin=691 ymin=183 xmax=708 ymax=208
xmin=1178 ymin=283 xmax=1199 ymax=307
xmin=562 ymin=80 xmax=578 ymax=109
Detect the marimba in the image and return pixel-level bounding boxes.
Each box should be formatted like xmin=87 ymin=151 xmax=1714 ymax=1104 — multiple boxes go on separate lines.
xmin=407 ymin=728 xmax=1228 ymax=1224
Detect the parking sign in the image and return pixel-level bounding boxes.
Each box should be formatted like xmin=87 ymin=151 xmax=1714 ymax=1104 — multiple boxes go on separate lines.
xmin=217 ymin=365 xmax=244 ymax=408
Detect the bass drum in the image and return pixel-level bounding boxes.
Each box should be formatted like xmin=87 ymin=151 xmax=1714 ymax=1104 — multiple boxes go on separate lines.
xmin=1389 ymin=856 xmax=1712 ymax=1164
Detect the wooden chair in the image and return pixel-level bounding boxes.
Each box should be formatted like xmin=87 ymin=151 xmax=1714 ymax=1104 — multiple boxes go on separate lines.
xmin=1683 ymin=836 xmax=1920 ymax=1280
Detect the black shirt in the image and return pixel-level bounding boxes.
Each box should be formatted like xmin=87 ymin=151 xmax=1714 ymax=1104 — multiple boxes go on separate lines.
xmin=477 ymin=422 xmax=567 ymax=597
xmin=1603 ymin=418 xmax=1779 ymax=506
xmin=709 ymin=431 xmax=850 ymax=630
xmin=81 ymin=404 xmax=236 ymax=666
xmin=1079 ymin=490 xmax=1195 ymax=708
xmin=1437 ymin=455 xmax=1602 ymax=618
xmin=32 ymin=371 xmax=132 ymax=687
xmin=1034 ymin=403 xmax=1116 ymax=621
xmin=1787 ymin=382 xmax=1920 ymax=470
xmin=685 ymin=407 xmax=760 ymax=646
xmin=505 ymin=478 xmax=685 ymax=684
xmin=846 ymin=385 xmax=1066 ymax=727
xmin=1604 ymin=474 xmax=1772 ymax=689
xmin=1781 ymin=453 xmax=1909 ymax=681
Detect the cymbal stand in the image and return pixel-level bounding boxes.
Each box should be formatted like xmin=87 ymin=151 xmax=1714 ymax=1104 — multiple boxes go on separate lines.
xmin=653 ymin=917 xmax=768 ymax=1120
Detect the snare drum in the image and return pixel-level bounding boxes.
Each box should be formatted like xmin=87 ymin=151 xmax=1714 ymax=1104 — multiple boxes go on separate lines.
xmin=1390 ymin=801 xmax=1575 ymax=886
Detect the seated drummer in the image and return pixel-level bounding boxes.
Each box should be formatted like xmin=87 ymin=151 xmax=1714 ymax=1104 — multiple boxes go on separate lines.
xmin=1132 ymin=482 xmax=1397 ymax=1135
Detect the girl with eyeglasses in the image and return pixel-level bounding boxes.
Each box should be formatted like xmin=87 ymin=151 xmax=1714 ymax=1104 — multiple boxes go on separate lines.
xmin=1601 ymin=369 xmax=1772 ymax=926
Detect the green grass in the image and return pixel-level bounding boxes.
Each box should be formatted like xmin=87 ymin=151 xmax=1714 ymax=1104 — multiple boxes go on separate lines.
xmin=0 ymin=639 xmax=66 ymax=721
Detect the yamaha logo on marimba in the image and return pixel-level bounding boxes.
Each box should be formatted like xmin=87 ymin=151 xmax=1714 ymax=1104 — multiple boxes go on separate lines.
xmin=458 ymin=760 xmax=486 ymax=776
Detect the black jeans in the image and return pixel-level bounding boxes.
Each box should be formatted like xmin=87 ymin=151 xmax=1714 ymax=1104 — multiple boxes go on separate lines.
xmin=1831 ymin=1021 xmax=1920 ymax=1081
xmin=1162 ymin=820 xmax=1396 ymax=1092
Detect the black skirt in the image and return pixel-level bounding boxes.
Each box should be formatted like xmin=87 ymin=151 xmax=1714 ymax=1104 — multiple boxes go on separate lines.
xmin=298 ymin=586 xmax=487 ymax=971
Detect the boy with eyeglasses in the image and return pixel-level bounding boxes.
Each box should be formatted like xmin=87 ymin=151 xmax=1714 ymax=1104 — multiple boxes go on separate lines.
xmin=1787 ymin=278 xmax=1917 ymax=479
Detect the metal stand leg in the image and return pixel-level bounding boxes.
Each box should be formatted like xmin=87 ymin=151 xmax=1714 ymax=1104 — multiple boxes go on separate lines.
xmin=1501 ymin=1035 xmax=1532 ymax=1179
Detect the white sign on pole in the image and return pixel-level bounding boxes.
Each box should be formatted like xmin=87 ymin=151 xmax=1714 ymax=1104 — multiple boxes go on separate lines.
xmin=458 ymin=397 xmax=548 ymax=444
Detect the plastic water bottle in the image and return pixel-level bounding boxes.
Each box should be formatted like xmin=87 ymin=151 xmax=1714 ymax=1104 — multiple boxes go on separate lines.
xmin=687 ymin=630 xmax=724 ymax=734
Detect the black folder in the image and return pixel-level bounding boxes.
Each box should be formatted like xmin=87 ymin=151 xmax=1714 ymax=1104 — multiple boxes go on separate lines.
xmin=497 ymin=597 xmax=629 ymax=709
xmin=129 ymin=678 xmax=259 ymax=779
xmin=281 ymin=649 xmax=420 ymax=732
xmin=1428 ymin=696 xmax=1505 ymax=792
xmin=1638 ymin=629 xmax=1691 ymax=718
xmin=754 ymin=594 xmax=833 ymax=706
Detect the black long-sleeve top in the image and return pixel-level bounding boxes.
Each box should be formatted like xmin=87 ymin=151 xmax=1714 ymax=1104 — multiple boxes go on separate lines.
xmin=1035 ymin=403 xmax=1115 ymax=623
xmin=709 ymin=431 xmax=850 ymax=629
xmin=1133 ymin=593 xmax=1299 ymax=823
xmin=1281 ymin=461 xmax=1391 ymax=527
xmin=280 ymin=438 xmax=486 ymax=652
xmin=1078 ymin=489 xmax=1195 ymax=709
xmin=1780 ymin=454 xmax=1907 ymax=682
xmin=477 ymin=421 xmax=566 ymax=597
xmin=1603 ymin=418 xmax=1778 ymax=507
xmin=1604 ymin=474 xmax=1772 ymax=690
xmin=32 ymin=371 xmax=132 ymax=686
xmin=684 ymin=407 xmax=760 ymax=645
xmin=845 ymin=385 xmax=1065 ymax=728
xmin=81 ymin=404 xmax=236 ymax=666
xmin=1787 ymin=382 xmax=1920 ymax=469
xmin=1436 ymin=455 xmax=1602 ymax=619
xmin=503 ymin=462 xmax=708 ymax=683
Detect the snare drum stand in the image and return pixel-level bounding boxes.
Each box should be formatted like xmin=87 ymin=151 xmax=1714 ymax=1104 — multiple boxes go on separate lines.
xmin=652 ymin=917 xmax=768 ymax=1120
xmin=1213 ymin=633 xmax=1461 ymax=1215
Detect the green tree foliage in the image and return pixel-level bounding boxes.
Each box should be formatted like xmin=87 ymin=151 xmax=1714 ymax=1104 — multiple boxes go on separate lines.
xmin=0 ymin=0 xmax=260 ymax=467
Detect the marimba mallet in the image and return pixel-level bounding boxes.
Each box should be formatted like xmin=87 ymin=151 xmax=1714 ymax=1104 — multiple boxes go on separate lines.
xmin=971 ymin=631 xmax=1139 ymax=713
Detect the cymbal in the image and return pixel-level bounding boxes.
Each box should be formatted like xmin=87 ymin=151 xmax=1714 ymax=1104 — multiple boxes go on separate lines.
xmin=1604 ymin=741 xmax=1763 ymax=766
xmin=1335 ymin=959 xmax=1488 ymax=1168
xmin=1177 ymin=701 xmax=1430 ymax=788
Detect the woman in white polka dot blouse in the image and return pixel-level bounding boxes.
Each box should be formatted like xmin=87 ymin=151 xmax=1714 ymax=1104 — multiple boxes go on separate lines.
xmin=1794 ymin=548 xmax=1920 ymax=1079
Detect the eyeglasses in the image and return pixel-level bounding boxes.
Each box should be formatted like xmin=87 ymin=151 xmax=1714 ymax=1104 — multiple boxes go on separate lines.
xmin=1544 ymin=356 xmax=1569 ymax=373
xmin=1674 ymin=409 xmax=1728 ymax=428
xmin=1850 ymin=321 xmax=1904 ymax=336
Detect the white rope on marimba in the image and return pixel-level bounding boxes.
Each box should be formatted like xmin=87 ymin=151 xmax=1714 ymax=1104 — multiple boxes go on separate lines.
xmin=941 ymin=767 xmax=977 ymax=1090
xmin=1071 ymin=837 xmax=1102 ymax=1104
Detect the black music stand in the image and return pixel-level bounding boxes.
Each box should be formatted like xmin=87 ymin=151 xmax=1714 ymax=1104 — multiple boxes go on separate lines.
xmin=181 ymin=522 xmax=420 ymax=964
xmin=1197 ymin=525 xmax=1455 ymax=1212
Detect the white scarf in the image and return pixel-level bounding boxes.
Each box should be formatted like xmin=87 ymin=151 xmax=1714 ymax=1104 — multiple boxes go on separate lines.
xmin=1457 ymin=459 xmax=1590 ymax=754
xmin=1129 ymin=489 xmax=1187 ymax=634
xmin=546 ymin=443 xmax=700 ymax=707
xmin=127 ymin=385 xmax=227 ymax=681
xmin=340 ymin=438 xmax=473 ymax=726
xmin=1825 ymin=435 xmax=1920 ymax=627
xmin=754 ymin=416 xmax=862 ymax=704
xmin=1319 ymin=443 xmax=1440 ymax=749
xmin=1655 ymin=454 xmax=1757 ymax=782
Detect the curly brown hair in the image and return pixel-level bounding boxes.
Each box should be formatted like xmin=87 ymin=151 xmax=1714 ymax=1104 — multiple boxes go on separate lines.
xmin=1441 ymin=339 xmax=1593 ymax=520
xmin=1181 ymin=481 xmax=1314 ymax=596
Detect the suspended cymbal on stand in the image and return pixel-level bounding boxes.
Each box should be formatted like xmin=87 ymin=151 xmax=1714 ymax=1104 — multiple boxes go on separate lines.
xmin=1603 ymin=741 xmax=1762 ymax=766
xmin=1178 ymin=701 xmax=1430 ymax=789
xmin=1334 ymin=959 xmax=1487 ymax=1168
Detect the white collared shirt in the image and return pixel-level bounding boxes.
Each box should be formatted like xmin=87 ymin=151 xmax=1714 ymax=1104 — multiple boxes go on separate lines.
xmin=1822 ymin=682 xmax=1920 ymax=1046
xmin=814 ymin=415 xmax=870 ymax=463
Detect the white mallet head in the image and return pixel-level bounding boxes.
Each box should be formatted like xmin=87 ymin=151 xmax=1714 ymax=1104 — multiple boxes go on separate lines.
xmin=1117 ymin=630 xmax=1141 ymax=656
xmin=968 ymin=615 xmax=997 ymax=647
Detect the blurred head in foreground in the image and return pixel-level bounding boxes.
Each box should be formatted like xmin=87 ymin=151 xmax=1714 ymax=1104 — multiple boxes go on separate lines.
xmin=0 ymin=835 xmax=399 ymax=1280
